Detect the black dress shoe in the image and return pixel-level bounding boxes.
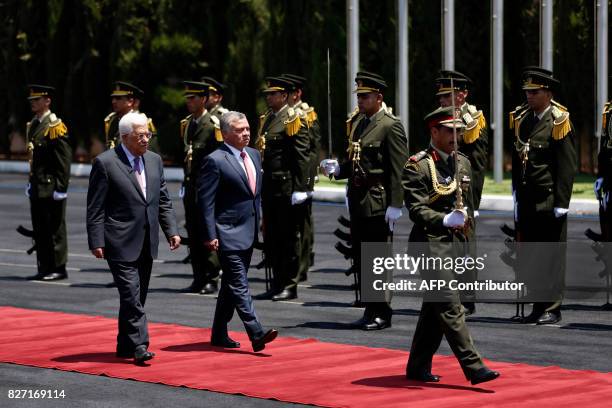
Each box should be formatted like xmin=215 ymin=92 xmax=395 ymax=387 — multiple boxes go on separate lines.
xmin=42 ymin=272 xmax=67 ymax=281
xmin=362 ymin=317 xmax=391 ymax=331
xmin=272 ymin=289 xmax=297 ymax=301
xmin=134 ymin=345 xmax=155 ymax=363
xmin=521 ymin=312 xmax=542 ymax=324
xmin=406 ymin=372 xmax=440 ymax=382
xmin=201 ymin=282 xmax=218 ymax=294
xmin=27 ymin=274 xmax=45 ymax=281
xmin=470 ymin=367 xmax=500 ymax=385
xmin=253 ymin=289 xmax=279 ymax=300
xmin=116 ymin=349 xmax=134 ymax=358
xmin=252 ymin=329 xmax=278 ymax=352
xmin=350 ymin=315 xmax=371 ymax=328
xmin=536 ymin=311 xmax=561 ymax=325
xmin=211 ymin=337 xmax=240 ymax=348
xmin=181 ymin=284 xmax=203 ymax=293
xmin=463 ymin=302 xmax=476 ymax=316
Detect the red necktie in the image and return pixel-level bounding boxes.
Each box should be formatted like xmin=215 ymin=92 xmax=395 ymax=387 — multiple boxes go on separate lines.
xmin=240 ymin=151 xmax=256 ymax=195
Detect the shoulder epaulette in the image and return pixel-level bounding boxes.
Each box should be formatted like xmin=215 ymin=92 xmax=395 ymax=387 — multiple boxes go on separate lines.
xmin=180 ymin=115 xmax=191 ymax=139
xmin=602 ymin=102 xmax=612 ymax=132
xmin=551 ymin=106 xmax=571 ymax=141
xmin=104 ymin=112 xmax=116 ymax=122
xmin=299 ymin=102 xmax=318 ymax=127
xmin=382 ymin=102 xmax=393 ymax=115
xmin=346 ymin=106 xmax=360 ymax=137
xmin=509 ymin=103 xmax=528 ymax=130
xmin=45 ymin=113 xmax=68 ymax=140
xmin=463 ymin=106 xmax=486 ymax=144
xmin=210 ymin=114 xmax=223 ymax=142
xmin=409 ymin=150 xmax=428 ymax=163
xmin=551 ymin=100 xmax=568 ymax=112
xmin=146 ymin=117 xmax=157 ymax=135
xmin=217 ymin=106 xmax=229 ymax=115
xmin=284 ymin=107 xmax=303 ymax=136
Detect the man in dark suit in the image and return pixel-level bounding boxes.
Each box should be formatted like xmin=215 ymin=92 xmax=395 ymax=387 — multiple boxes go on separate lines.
xmin=197 ymin=111 xmax=278 ymax=353
xmin=87 ymin=112 xmax=180 ymax=363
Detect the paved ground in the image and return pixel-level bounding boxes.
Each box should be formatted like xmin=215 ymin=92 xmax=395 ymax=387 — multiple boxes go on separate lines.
xmin=1 ymin=173 xmax=611 ymax=408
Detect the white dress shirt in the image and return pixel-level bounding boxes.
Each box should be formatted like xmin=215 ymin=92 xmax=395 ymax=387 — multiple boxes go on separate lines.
xmin=224 ymin=143 xmax=256 ymax=184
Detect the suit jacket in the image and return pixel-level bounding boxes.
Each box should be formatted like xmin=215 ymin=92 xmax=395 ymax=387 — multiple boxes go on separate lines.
xmin=86 ymin=146 xmax=179 ymax=262
xmin=197 ymin=144 xmax=262 ymax=252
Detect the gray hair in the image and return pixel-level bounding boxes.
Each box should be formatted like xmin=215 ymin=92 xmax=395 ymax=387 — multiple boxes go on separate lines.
xmin=220 ymin=111 xmax=247 ymax=134
xmin=119 ymin=112 xmax=148 ymax=137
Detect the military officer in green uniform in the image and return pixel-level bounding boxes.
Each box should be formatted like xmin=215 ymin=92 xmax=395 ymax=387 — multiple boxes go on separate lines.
xmin=201 ymin=76 xmax=229 ymax=121
xmin=180 ymin=81 xmax=223 ymax=294
xmin=254 ymin=77 xmax=311 ymax=301
xmin=402 ymin=106 xmax=499 ymax=385
xmin=435 ymin=70 xmax=488 ymax=315
xmin=510 ymin=67 xmax=576 ymax=325
xmin=25 ymin=85 xmax=72 ymax=281
xmin=281 ymin=73 xmax=321 ymax=282
xmin=104 ymin=82 xmax=136 ymax=149
xmin=595 ymin=101 xmax=612 ymax=241
xmin=321 ymin=72 xmax=408 ymax=330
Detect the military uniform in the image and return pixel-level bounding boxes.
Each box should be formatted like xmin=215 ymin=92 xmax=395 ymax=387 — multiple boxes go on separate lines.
xmin=281 ymin=74 xmax=321 ymax=282
xmin=201 ymin=76 xmax=229 ymax=121
xmin=334 ymin=72 xmax=409 ymax=329
xmin=180 ymin=81 xmax=223 ymax=293
xmin=104 ymin=82 xmax=157 ymax=151
xmin=255 ymin=77 xmax=311 ymax=300
xmin=510 ymin=68 xmax=576 ymax=324
xmin=403 ymin=106 xmax=498 ymax=385
xmin=596 ymin=102 xmax=612 ymax=241
xmin=435 ymin=70 xmax=488 ymax=313
xmin=26 ymin=85 xmax=72 ymax=280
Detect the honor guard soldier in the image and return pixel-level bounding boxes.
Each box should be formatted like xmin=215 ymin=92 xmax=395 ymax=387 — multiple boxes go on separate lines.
xmin=595 ymin=101 xmax=612 ymax=241
xmin=201 ymin=76 xmax=229 ymax=121
xmin=104 ymin=81 xmax=137 ymax=149
xmin=321 ymin=72 xmax=409 ymax=330
xmin=402 ymin=106 xmax=499 ymax=385
xmin=254 ymin=76 xmax=311 ymax=301
xmin=435 ymin=70 xmax=488 ymax=315
xmin=510 ymin=67 xmax=576 ymax=325
xmin=180 ymin=81 xmax=223 ymax=294
xmin=25 ymin=85 xmax=72 ymax=281
xmin=281 ymin=73 xmax=321 ymax=282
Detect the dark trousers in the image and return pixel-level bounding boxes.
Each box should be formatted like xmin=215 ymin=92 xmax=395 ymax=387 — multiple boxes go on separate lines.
xmin=407 ymin=301 xmax=484 ymax=380
xmin=30 ymin=197 xmax=67 ymax=275
xmin=297 ymin=199 xmax=314 ymax=281
xmin=107 ymin=237 xmax=153 ymax=352
xmin=263 ymin=196 xmax=300 ymax=292
xmin=183 ymin=189 xmax=220 ymax=288
xmin=519 ymin=211 xmax=567 ymax=314
xmin=212 ymin=248 xmax=264 ymax=341
xmin=351 ymin=214 xmax=392 ymax=320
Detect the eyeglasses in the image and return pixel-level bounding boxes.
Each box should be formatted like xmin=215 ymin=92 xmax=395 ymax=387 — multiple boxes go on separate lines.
xmin=132 ymin=131 xmax=152 ymax=140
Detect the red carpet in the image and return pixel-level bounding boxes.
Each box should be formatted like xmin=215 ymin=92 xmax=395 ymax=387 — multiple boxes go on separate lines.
xmin=1 ymin=306 xmax=611 ymax=408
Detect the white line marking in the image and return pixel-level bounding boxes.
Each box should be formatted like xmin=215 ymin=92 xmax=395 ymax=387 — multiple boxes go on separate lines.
xmin=0 ymin=262 xmax=79 ymax=271
xmin=0 ymin=248 xmax=164 ymax=263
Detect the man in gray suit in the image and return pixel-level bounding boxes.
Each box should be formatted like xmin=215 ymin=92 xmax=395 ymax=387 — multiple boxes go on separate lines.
xmin=87 ymin=112 xmax=180 ymax=364
xmin=197 ymin=111 xmax=278 ymax=353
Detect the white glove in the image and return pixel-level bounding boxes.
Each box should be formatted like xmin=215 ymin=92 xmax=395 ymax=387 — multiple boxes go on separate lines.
xmin=443 ymin=209 xmax=467 ymax=228
xmin=178 ymin=186 xmax=185 ymax=199
xmin=553 ymin=207 xmax=569 ymax=218
xmin=594 ymin=177 xmax=604 ymax=201
xmin=52 ymin=191 xmax=67 ymax=201
xmin=291 ymin=191 xmax=309 ymax=205
xmin=473 ymin=210 xmax=480 ymax=218
xmin=25 ymin=183 xmax=31 ymax=198
xmin=384 ymin=206 xmax=403 ymax=231
xmin=320 ymin=159 xmax=339 ymax=177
